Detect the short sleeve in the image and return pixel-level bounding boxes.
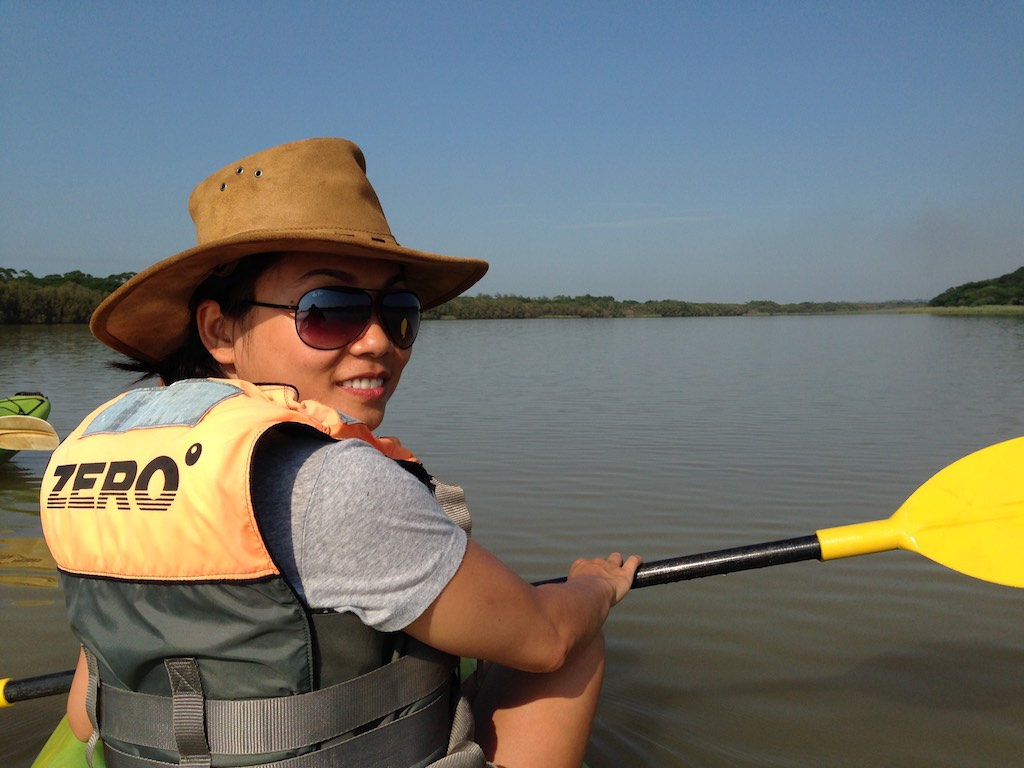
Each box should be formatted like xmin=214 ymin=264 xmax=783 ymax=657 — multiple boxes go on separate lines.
xmin=253 ymin=431 xmax=468 ymax=632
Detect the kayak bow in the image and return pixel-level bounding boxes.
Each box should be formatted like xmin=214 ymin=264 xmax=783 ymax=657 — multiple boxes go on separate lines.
xmin=0 ymin=392 xmax=57 ymax=462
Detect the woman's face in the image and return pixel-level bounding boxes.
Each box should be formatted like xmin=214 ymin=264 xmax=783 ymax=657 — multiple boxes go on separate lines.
xmin=203 ymin=251 xmax=413 ymax=430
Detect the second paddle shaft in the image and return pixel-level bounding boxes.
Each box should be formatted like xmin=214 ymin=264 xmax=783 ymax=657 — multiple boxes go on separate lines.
xmin=0 ymin=670 xmax=74 ymax=707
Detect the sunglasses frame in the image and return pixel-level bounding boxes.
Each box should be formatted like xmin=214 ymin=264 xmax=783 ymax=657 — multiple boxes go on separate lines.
xmin=244 ymin=286 xmax=422 ymax=350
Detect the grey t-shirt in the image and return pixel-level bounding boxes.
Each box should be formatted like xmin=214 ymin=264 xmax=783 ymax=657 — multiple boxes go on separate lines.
xmin=252 ymin=428 xmax=468 ymax=633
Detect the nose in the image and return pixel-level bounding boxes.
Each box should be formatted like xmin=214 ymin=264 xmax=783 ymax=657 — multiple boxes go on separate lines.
xmin=347 ymin=309 xmax=392 ymax=355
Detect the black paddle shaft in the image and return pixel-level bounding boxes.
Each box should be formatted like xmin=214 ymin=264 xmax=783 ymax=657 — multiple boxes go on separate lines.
xmin=632 ymin=534 xmax=822 ymax=587
xmin=4 ymin=670 xmax=74 ymax=704
xmin=534 ymin=535 xmax=823 ymax=588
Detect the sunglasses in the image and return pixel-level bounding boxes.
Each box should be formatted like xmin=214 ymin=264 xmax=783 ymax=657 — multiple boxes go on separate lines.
xmin=244 ymin=287 xmax=422 ymax=350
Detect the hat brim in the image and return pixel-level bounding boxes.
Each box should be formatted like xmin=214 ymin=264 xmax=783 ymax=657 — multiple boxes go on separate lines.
xmin=91 ymin=230 xmax=489 ymax=364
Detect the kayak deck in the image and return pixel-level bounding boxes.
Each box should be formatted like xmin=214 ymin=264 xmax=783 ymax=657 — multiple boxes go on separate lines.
xmin=0 ymin=392 xmax=51 ymax=419
xmin=31 ymin=716 xmax=106 ymax=768
xmin=0 ymin=392 xmax=54 ymax=463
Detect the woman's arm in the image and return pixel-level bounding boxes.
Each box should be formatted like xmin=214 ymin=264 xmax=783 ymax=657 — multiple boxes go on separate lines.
xmin=256 ymin=437 xmax=640 ymax=671
xmin=404 ymin=540 xmax=640 ymax=672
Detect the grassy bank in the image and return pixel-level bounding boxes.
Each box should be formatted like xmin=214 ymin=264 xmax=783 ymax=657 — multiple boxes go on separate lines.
xmin=892 ymin=305 xmax=1024 ymax=317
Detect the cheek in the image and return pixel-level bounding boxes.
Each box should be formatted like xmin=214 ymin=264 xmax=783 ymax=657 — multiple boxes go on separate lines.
xmin=234 ymin=333 xmax=263 ymax=376
xmin=233 ymin=319 xmax=303 ymax=380
xmin=391 ymin=349 xmax=412 ymax=385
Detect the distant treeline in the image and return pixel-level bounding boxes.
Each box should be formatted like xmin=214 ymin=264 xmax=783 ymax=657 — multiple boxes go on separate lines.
xmin=928 ymin=266 xmax=1024 ymax=307
xmin=0 ymin=268 xmax=133 ymax=323
xmin=421 ymin=294 xmax=921 ymax=320
xmin=6 ymin=265 xmax=1021 ymax=324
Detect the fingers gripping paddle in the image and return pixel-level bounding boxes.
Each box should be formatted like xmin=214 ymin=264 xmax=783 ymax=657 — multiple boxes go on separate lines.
xmin=0 ymin=415 xmax=59 ymax=451
xmin=546 ymin=435 xmax=1024 ymax=590
xmin=6 ymin=437 xmax=1023 ymax=705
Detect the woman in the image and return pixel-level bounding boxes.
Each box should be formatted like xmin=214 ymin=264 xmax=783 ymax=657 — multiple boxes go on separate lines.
xmin=43 ymin=138 xmax=641 ymax=768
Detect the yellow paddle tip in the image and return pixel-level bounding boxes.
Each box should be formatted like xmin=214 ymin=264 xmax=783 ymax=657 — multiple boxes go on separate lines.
xmin=820 ymin=436 xmax=1024 ymax=587
xmin=894 ymin=436 xmax=1024 ymax=588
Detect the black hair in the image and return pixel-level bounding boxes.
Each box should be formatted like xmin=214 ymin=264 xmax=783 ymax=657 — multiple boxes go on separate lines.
xmin=111 ymin=252 xmax=281 ymax=384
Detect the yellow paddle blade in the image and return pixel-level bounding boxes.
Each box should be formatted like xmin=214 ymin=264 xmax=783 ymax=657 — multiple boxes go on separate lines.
xmin=818 ymin=436 xmax=1024 ymax=588
xmin=0 ymin=415 xmax=59 ymax=451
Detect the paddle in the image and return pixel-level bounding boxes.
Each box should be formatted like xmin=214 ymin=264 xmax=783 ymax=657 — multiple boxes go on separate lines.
xmin=540 ymin=434 xmax=1024 ymax=589
xmin=5 ymin=435 xmax=1022 ymax=705
xmin=0 ymin=415 xmax=60 ymax=451
xmin=1 ymin=671 xmax=74 ymax=706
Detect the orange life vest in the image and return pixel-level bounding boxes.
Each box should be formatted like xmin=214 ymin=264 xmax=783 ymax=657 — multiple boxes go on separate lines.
xmin=41 ymin=378 xmax=469 ymax=767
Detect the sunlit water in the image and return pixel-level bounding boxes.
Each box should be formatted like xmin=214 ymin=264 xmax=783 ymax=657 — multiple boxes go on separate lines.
xmin=2 ymin=315 xmax=1023 ymax=766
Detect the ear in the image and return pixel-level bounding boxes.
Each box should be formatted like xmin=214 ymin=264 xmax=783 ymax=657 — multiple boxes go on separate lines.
xmin=196 ymin=299 xmax=239 ymax=367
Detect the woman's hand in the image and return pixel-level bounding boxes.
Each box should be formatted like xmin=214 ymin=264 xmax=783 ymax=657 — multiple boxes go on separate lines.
xmin=566 ymin=552 xmax=642 ymax=606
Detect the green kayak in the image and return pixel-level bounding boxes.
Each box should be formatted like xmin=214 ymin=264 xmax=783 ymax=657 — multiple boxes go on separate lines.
xmin=32 ymin=716 xmax=105 ymax=768
xmin=0 ymin=391 xmax=56 ymax=464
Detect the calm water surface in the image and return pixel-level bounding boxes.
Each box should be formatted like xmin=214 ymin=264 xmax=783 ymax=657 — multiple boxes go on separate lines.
xmin=2 ymin=315 xmax=1023 ymax=767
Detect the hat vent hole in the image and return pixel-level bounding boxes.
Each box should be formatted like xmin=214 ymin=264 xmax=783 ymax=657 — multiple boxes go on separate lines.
xmin=254 ymin=169 xmax=263 ymax=177
xmin=220 ymin=183 xmax=227 ymax=191
xmin=235 ymin=167 xmax=244 ymax=175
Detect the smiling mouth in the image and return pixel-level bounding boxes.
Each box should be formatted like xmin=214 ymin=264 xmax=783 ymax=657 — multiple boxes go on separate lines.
xmin=341 ymin=378 xmax=385 ymax=390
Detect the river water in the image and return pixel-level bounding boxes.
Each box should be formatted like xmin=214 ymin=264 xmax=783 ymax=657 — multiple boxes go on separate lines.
xmin=2 ymin=315 xmax=1023 ymax=767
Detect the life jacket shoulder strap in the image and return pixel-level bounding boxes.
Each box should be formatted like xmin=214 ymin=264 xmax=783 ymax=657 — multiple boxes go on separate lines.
xmin=395 ymin=459 xmax=472 ymax=537
xmin=431 ymin=478 xmax=472 ymax=537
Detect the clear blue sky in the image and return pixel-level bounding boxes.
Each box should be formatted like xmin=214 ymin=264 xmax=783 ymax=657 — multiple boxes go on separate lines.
xmin=2 ymin=1 xmax=1021 ymax=302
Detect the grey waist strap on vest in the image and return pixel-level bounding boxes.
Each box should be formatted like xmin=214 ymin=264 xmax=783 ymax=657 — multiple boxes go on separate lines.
xmin=96 ymin=644 xmax=456 ymax=767
xmin=102 ymin=693 xmax=451 ymax=768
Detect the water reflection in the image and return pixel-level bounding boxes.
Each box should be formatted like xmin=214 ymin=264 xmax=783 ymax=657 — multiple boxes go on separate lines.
xmin=0 ymin=448 xmax=58 ymax=593
xmin=0 ymin=460 xmax=45 ymax=513
xmin=0 ymin=537 xmax=59 ymax=591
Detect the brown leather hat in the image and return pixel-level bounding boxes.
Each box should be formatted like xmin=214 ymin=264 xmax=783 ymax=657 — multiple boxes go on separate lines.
xmin=91 ymin=138 xmax=489 ymax=363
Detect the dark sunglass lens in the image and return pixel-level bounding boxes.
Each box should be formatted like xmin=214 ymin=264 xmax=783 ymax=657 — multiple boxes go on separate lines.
xmin=381 ymin=292 xmax=421 ymax=349
xmin=295 ymin=289 xmax=372 ymax=349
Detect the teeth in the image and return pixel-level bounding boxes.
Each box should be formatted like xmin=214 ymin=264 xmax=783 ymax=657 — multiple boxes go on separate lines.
xmin=342 ymin=378 xmax=384 ymax=389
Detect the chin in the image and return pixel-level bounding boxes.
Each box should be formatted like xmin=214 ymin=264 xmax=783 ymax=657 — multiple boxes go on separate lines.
xmin=361 ymin=411 xmax=386 ymax=430
xmin=342 ymin=403 xmax=386 ymax=429
xmin=318 ymin=389 xmax=389 ymax=429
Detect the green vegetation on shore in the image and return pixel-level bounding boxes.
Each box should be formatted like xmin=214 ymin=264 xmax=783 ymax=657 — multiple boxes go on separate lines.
xmin=0 ymin=268 xmax=131 ymax=323
xmin=421 ymin=295 xmax=923 ymax=320
xmin=3 ymin=265 xmax=1023 ymax=324
xmin=928 ymin=266 xmax=1024 ymax=307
